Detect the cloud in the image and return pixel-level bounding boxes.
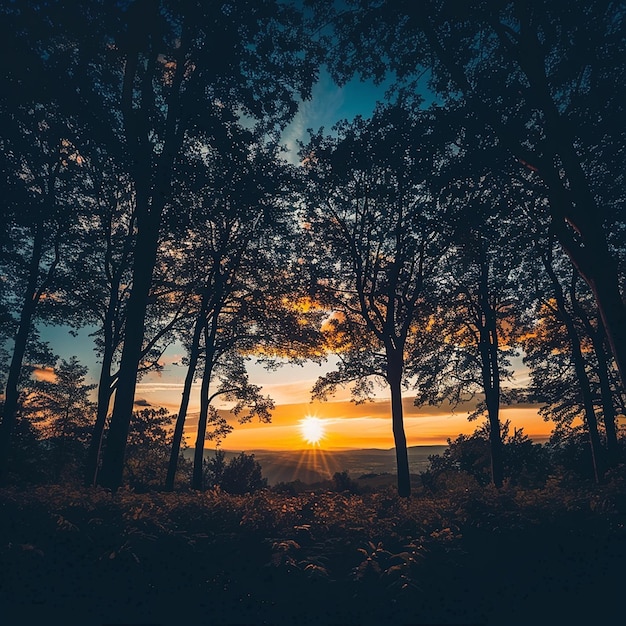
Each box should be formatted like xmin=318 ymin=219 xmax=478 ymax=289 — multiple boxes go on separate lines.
xmin=133 ymin=398 xmax=152 ymax=407
xmin=135 ymin=381 xmax=192 ymax=393
xmin=281 ymin=71 xmax=345 ymax=164
xmin=32 ymin=366 xmax=57 ymax=383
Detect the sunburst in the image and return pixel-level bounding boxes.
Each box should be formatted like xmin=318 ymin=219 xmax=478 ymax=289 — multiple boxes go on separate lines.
xmin=299 ymin=416 xmax=326 ymax=446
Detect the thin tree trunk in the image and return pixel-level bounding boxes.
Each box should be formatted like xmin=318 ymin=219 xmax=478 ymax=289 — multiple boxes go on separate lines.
xmin=478 ymin=328 xmax=504 ymax=488
xmin=85 ymin=278 xmax=119 ymax=486
xmin=387 ymin=352 xmax=410 ymax=497
xmin=84 ymin=355 xmax=114 ymax=487
xmin=476 ymin=250 xmax=504 ymax=488
xmin=0 ymin=221 xmax=46 ymax=482
xmin=569 ymin=275 xmax=620 ymax=465
xmin=165 ymin=297 xmax=208 ymax=491
xmin=544 ymin=257 xmax=604 ymax=483
xmin=192 ymin=323 xmax=215 ymax=491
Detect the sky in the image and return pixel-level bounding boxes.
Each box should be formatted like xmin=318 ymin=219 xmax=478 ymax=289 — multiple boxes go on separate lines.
xmin=36 ymin=69 xmax=553 ymax=451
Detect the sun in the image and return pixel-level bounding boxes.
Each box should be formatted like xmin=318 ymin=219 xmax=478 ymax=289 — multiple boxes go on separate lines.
xmin=299 ymin=416 xmax=326 ymax=446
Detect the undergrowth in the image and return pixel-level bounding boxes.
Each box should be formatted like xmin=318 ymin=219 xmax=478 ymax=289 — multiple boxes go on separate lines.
xmin=1 ymin=474 xmax=625 ymax=625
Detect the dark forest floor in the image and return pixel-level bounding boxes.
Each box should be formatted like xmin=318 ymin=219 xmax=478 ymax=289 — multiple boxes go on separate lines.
xmin=1 ymin=477 xmax=625 ymax=625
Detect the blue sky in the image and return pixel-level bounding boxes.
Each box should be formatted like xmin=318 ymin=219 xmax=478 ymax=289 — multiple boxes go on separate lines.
xmin=281 ymin=68 xmax=393 ymax=163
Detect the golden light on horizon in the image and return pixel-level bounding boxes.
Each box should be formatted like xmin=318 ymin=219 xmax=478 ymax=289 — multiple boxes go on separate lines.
xmin=299 ymin=415 xmax=326 ymax=446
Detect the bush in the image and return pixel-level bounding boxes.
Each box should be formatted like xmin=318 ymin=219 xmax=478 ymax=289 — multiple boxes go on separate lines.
xmin=423 ymin=421 xmax=552 ymax=490
xmin=332 ymin=470 xmax=360 ymax=493
xmin=219 ymin=452 xmax=267 ymax=495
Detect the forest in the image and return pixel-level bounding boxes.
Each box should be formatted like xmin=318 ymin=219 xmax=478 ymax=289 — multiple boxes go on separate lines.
xmin=1 ymin=1 xmax=625 ymax=624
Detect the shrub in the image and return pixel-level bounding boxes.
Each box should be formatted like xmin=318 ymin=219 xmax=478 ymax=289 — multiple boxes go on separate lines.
xmin=423 ymin=421 xmax=552 ymax=490
xmin=332 ymin=470 xmax=360 ymax=493
xmin=220 ymin=452 xmax=267 ymax=495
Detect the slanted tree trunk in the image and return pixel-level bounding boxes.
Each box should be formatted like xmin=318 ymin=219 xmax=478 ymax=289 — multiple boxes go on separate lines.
xmin=192 ymin=321 xmax=218 ymax=491
xmin=544 ymin=257 xmax=604 ymax=483
xmin=387 ymin=350 xmax=411 ymax=497
xmin=84 ymin=295 xmax=117 ymax=487
xmin=568 ymin=274 xmax=620 ymax=466
xmin=0 ymin=216 xmax=59 ymax=482
xmin=84 ymin=357 xmax=114 ymax=487
xmin=165 ymin=292 xmax=209 ymax=491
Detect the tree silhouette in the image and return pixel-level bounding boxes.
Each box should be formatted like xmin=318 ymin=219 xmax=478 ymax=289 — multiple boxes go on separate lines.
xmin=86 ymin=0 xmax=320 ymax=491
xmin=0 ymin=84 xmax=87 ymax=481
xmin=24 ymin=356 xmax=96 ymax=481
xmin=163 ymin=138 xmax=320 ymax=490
xmin=326 ymin=0 xmax=626 ymax=392
xmin=303 ymin=106 xmax=452 ymax=497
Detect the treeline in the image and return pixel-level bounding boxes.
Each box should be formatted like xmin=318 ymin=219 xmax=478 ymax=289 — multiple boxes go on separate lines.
xmin=1 ymin=1 xmax=624 ymax=495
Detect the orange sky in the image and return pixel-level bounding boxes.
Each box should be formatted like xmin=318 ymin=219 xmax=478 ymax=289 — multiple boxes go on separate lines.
xmin=133 ymin=362 xmax=554 ymax=451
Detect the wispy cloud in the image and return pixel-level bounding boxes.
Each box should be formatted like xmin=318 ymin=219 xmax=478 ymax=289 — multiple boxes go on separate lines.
xmin=281 ymin=71 xmax=346 ymax=164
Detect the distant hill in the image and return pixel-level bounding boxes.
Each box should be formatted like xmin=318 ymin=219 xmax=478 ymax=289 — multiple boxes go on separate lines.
xmin=187 ymin=445 xmax=447 ymax=486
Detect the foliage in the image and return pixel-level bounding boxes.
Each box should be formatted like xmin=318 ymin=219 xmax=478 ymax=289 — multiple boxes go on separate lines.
xmin=212 ymin=451 xmax=267 ymax=495
xmin=423 ymin=420 xmax=552 ymax=490
xmin=121 ymin=407 xmax=189 ymax=491
xmin=332 ymin=470 xmax=360 ymax=494
xmin=1 ymin=473 xmax=626 ymax=623
xmin=20 ymin=356 xmax=96 ymax=481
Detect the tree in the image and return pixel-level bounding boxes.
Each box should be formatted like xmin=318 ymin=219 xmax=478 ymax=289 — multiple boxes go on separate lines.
xmin=0 ymin=96 xmax=86 ymax=482
xmin=521 ymin=240 xmax=623 ymax=481
xmin=164 ymin=136 xmax=323 ymax=490
xmin=0 ymin=333 xmax=57 ymax=483
xmin=24 ymin=356 xmax=96 ymax=481
xmin=88 ymin=0 xmax=320 ymax=491
xmin=220 ymin=452 xmax=267 ymax=495
xmin=303 ymin=105 xmax=452 ymax=497
xmin=408 ymin=143 xmax=529 ymax=488
xmin=325 ymin=0 xmax=626 ymax=392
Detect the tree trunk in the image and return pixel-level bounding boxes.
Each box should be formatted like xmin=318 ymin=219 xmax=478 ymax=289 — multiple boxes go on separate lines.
xmin=568 ymin=275 xmax=620 ymax=465
xmin=565 ymin=319 xmax=604 ymax=483
xmin=97 ymin=217 xmax=160 ymax=491
xmin=84 ymin=355 xmax=114 ymax=487
xmin=476 ymin=251 xmax=504 ymax=488
xmin=544 ymin=258 xmax=604 ymax=482
xmin=192 ymin=323 xmax=214 ymax=491
xmin=387 ymin=352 xmax=410 ymax=497
xmin=165 ymin=298 xmax=208 ymax=491
xmin=478 ymin=336 xmax=504 ymax=488
xmin=0 ymin=221 xmax=46 ymax=482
